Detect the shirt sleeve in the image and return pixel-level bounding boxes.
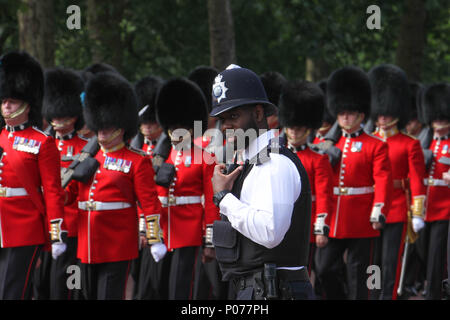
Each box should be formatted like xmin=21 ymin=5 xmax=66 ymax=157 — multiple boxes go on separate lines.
xmin=219 ymin=154 xmax=301 ymax=249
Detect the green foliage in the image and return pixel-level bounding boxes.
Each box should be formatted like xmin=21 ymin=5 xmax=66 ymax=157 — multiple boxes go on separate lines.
xmin=0 ymin=0 xmax=448 ymax=83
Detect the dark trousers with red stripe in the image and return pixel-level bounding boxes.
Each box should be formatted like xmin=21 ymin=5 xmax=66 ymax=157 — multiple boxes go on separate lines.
xmin=167 ymin=246 xmax=199 ymax=300
xmin=50 ymin=237 xmax=81 ymax=300
xmin=0 ymin=245 xmax=41 ymax=300
xmin=80 ymin=260 xmax=131 ymax=300
xmin=380 ymin=222 xmax=406 ymax=300
xmin=315 ymin=237 xmax=376 ymax=300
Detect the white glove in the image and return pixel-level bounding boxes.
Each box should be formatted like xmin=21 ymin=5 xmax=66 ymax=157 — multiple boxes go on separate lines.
xmin=52 ymin=242 xmax=67 ymax=260
xmin=150 ymin=242 xmax=167 ymax=263
xmin=412 ymin=216 xmax=425 ymax=233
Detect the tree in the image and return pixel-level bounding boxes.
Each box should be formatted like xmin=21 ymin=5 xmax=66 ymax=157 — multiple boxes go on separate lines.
xmin=207 ymin=0 xmax=236 ymax=71
xmin=395 ymin=0 xmax=426 ymax=81
xmin=17 ymin=0 xmax=55 ymax=67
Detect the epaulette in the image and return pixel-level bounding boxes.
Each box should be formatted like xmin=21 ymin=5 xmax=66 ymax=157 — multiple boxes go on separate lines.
xmin=127 ymin=145 xmax=146 ymax=156
xmin=31 ymin=126 xmax=50 ymax=137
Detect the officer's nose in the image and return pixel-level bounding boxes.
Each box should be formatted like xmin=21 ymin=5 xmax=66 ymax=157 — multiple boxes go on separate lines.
xmin=221 ymin=119 xmax=233 ymax=132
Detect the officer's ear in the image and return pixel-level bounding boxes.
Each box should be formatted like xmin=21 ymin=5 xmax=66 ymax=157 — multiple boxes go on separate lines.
xmin=253 ymin=104 xmax=265 ymax=122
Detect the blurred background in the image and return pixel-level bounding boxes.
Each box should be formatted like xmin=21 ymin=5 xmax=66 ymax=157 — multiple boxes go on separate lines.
xmin=0 ymin=0 xmax=448 ymax=82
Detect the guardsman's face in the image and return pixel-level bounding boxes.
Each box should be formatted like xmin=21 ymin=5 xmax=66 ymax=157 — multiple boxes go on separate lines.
xmin=51 ymin=117 xmax=77 ymax=133
xmin=377 ymin=115 xmax=395 ymax=130
xmin=432 ymin=119 xmax=450 ymax=136
xmin=285 ymin=126 xmax=309 ymax=147
xmin=405 ymin=119 xmax=422 ymax=136
xmin=337 ymin=111 xmax=363 ymax=131
xmin=140 ymin=121 xmax=163 ymax=141
xmin=97 ymin=127 xmax=124 ymax=148
xmin=1 ymin=98 xmax=25 ymax=117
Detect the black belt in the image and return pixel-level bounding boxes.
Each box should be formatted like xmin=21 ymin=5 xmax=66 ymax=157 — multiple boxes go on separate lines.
xmin=234 ymin=267 xmax=310 ymax=290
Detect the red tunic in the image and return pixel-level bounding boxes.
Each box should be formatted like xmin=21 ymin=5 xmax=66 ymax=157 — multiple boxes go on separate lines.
xmin=292 ymin=145 xmax=333 ymax=242
xmin=56 ymin=133 xmax=88 ymax=237
xmin=156 ymin=145 xmax=219 ymax=251
xmin=424 ymin=136 xmax=450 ymax=222
xmin=67 ymin=145 xmax=161 ymax=264
xmin=373 ymin=130 xmax=427 ymax=223
xmin=0 ymin=126 xmax=66 ymax=248
xmin=329 ymin=130 xmax=393 ymax=238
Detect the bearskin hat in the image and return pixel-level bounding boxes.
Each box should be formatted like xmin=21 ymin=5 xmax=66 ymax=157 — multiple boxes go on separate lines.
xmin=279 ymin=80 xmax=324 ymax=130
xmin=421 ymin=83 xmax=450 ymax=125
xmin=0 ymin=51 xmax=44 ymax=128
xmin=260 ymin=71 xmax=287 ymax=107
xmin=188 ymin=66 xmax=218 ymax=113
xmin=368 ymin=64 xmax=411 ymax=129
xmin=84 ymin=72 xmax=138 ymax=142
xmin=43 ymin=67 xmax=85 ymax=131
xmin=409 ymin=81 xmax=425 ymax=123
xmin=316 ymin=78 xmax=335 ymax=125
xmin=135 ymin=75 xmax=164 ymax=124
xmin=83 ymin=62 xmax=119 ymax=76
xmin=155 ymin=78 xmax=208 ymax=133
xmin=326 ymin=66 xmax=371 ymax=119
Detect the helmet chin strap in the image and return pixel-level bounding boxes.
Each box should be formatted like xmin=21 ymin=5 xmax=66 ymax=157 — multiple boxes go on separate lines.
xmin=376 ymin=117 xmax=399 ymax=128
xmin=51 ymin=118 xmax=76 ymax=129
xmin=341 ymin=113 xmax=364 ymax=131
xmin=168 ymin=128 xmax=193 ymax=143
xmin=2 ymin=102 xmax=29 ymax=120
xmin=432 ymin=122 xmax=450 ymax=130
xmin=99 ymin=128 xmax=123 ymax=146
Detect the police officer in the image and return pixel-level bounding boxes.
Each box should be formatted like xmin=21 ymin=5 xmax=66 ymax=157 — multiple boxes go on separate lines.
xmin=65 ymin=71 xmax=162 ymax=300
xmin=278 ymin=80 xmax=334 ymax=298
xmin=314 ymin=66 xmax=393 ymax=300
xmin=154 ymin=77 xmax=220 ymax=300
xmin=417 ymin=83 xmax=450 ymax=299
xmin=42 ymin=67 xmax=89 ymax=299
xmin=368 ymin=64 xmax=427 ymax=300
xmin=0 ymin=51 xmax=67 ymax=299
xmin=211 ymin=66 xmax=314 ymax=300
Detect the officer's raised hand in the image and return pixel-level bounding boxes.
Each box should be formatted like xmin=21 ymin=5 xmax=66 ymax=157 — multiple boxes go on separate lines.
xmin=212 ymin=163 xmax=243 ymax=194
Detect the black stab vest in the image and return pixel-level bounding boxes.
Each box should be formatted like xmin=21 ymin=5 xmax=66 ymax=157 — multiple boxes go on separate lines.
xmin=213 ymin=140 xmax=312 ymax=280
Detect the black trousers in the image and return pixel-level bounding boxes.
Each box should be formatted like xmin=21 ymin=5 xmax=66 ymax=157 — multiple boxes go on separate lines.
xmin=403 ymin=227 xmax=427 ymax=292
xmin=32 ymin=249 xmax=52 ymax=299
xmin=0 ymin=245 xmax=41 ymax=300
xmin=192 ymin=249 xmax=229 ymax=300
xmin=136 ymin=246 xmax=171 ymax=300
xmin=50 ymin=237 xmax=81 ymax=300
xmin=416 ymin=220 xmax=449 ymax=299
xmin=81 ymin=260 xmax=131 ymax=300
xmin=129 ymin=250 xmax=142 ymax=300
xmin=168 ymin=246 xmax=200 ymax=300
xmin=315 ymin=237 xmax=377 ymax=300
xmin=380 ymin=222 xmax=406 ymax=300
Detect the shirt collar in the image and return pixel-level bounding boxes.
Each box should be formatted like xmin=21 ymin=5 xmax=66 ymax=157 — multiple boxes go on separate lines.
xmin=375 ymin=126 xmax=399 ymax=140
xmin=287 ymin=142 xmax=307 ymax=153
xmin=243 ymin=129 xmax=275 ymax=161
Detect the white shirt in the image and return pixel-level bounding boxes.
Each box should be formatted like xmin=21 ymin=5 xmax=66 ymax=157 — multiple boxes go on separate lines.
xmin=219 ymin=130 xmax=302 ymax=249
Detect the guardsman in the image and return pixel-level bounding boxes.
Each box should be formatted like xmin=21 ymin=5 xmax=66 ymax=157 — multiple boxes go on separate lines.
xmin=417 ymin=83 xmax=450 ymax=299
xmin=368 ymin=64 xmax=427 ymax=300
xmin=42 ymin=67 xmax=88 ymax=300
xmin=65 ymin=72 xmax=162 ymax=300
xmin=130 ymin=75 xmax=166 ymax=300
xmin=154 ymin=77 xmax=220 ymax=300
xmin=278 ymin=80 xmax=334 ymax=297
xmin=313 ymin=79 xmax=335 ymax=144
xmin=315 ymin=66 xmax=393 ymax=300
xmin=0 ymin=51 xmax=67 ymax=299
